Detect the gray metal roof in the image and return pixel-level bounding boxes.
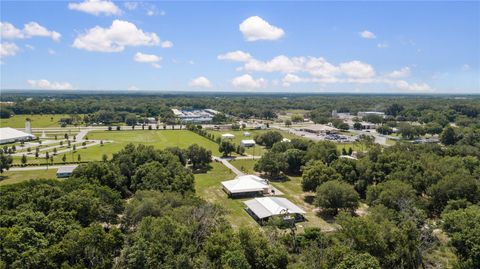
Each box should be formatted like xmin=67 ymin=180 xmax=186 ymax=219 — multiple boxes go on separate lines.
xmin=244 ymin=197 xmax=306 ymax=219
xmin=56 ymin=165 xmax=78 ymax=174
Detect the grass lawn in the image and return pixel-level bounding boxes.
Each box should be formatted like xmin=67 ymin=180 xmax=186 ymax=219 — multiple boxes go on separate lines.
xmin=229 ymin=159 xmax=257 ymax=174
xmin=0 ymin=114 xmax=72 ymax=128
xmin=88 ymin=130 xmax=222 ymax=157
xmin=195 ymin=162 xmax=258 ymax=229
xmin=0 ymin=169 xmax=57 ymax=186
xmin=228 ymin=159 xmax=335 ymax=231
xmin=207 ymin=129 xmax=296 ymax=156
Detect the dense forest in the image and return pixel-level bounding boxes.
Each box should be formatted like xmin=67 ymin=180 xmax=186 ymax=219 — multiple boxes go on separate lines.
xmin=0 ymin=93 xmax=479 ymax=268
xmin=1 ymin=93 xmax=479 ymax=127
xmin=1 ymin=138 xmax=479 ymax=268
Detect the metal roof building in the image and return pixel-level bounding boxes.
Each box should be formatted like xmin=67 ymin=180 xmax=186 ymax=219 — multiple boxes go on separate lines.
xmin=221 ymin=175 xmax=269 ymax=197
xmin=0 ymin=127 xmax=36 ymax=144
xmin=244 ymin=197 xmax=306 ymax=222
xmin=240 ymin=139 xmax=256 ymax=147
xmin=56 ymin=165 xmax=78 ymax=178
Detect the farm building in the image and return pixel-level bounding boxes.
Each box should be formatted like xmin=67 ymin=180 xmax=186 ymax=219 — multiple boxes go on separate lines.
xmin=243 ymin=132 xmax=251 ymax=136
xmin=240 ymin=139 xmax=256 ymax=147
xmin=56 ymin=165 xmax=78 ymax=178
xmin=222 ymin=175 xmax=269 ymax=197
xmin=0 ymin=127 xmax=36 ymax=144
xmin=221 ymin=133 xmax=235 ymax=139
xmin=244 ymin=197 xmax=306 ymax=223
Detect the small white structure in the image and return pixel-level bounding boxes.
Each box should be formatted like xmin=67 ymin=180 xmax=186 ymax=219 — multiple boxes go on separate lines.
xmin=56 ymin=165 xmax=78 ymax=178
xmin=221 ymin=133 xmax=235 ymax=139
xmin=243 ymin=132 xmax=251 ymax=137
xmin=0 ymin=127 xmax=36 ymax=144
xmin=244 ymin=197 xmax=306 ymax=222
xmin=282 ymin=138 xmax=291 ymax=143
xmin=240 ymin=139 xmax=256 ymax=147
xmin=25 ymin=120 xmax=32 ymax=134
xmin=222 ymin=175 xmax=269 ymax=197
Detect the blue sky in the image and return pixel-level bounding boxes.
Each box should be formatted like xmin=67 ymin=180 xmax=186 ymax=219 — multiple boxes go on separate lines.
xmin=1 ymin=0 xmax=479 ymax=93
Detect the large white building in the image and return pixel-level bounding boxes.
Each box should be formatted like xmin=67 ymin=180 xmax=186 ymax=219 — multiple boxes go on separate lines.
xmin=244 ymin=197 xmax=306 ymax=223
xmin=222 ymin=175 xmax=269 ymax=197
xmin=0 ymin=127 xmax=36 ymax=144
xmin=172 ymin=109 xmax=219 ymax=123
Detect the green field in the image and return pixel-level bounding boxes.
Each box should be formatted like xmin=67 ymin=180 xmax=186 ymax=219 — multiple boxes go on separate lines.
xmin=88 ymin=130 xmax=222 ymax=157
xmin=229 ymin=159 xmax=257 ymax=174
xmin=207 ymin=129 xmax=296 ymax=156
xmin=194 ymin=162 xmax=258 ymax=229
xmin=0 ymin=169 xmax=57 ymax=186
xmin=0 ymin=114 xmax=73 ymax=128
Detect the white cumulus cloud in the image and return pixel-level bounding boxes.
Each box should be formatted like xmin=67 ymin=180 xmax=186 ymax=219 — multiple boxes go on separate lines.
xmin=0 ymin=42 xmax=19 ymax=58
xmin=189 ymin=76 xmax=212 ymax=88
xmin=72 ymin=20 xmax=162 ymax=52
xmin=160 ymin=40 xmax=173 ymax=48
xmin=218 ymin=50 xmax=252 ymax=62
xmin=27 ymin=79 xmax=74 ymax=90
xmin=387 ymin=67 xmax=411 ymax=78
xmin=394 ymin=80 xmax=432 ymax=91
xmin=1 ymin=22 xmax=60 ymax=41
xmin=124 ymin=2 xmax=138 ymax=10
xmin=339 ymin=60 xmax=375 ymax=78
xmin=359 ymin=30 xmax=376 ymax=39
xmin=232 ymin=74 xmax=266 ymax=89
xmin=133 ymin=52 xmax=161 ymax=68
xmin=239 ymin=16 xmax=285 ymax=41
xmin=68 ymin=0 xmax=122 ymax=16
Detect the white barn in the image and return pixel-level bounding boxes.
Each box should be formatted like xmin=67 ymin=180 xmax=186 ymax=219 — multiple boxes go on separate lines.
xmin=244 ymin=197 xmax=306 ymax=223
xmin=0 ymin=127 xmax=36 ymax=144
xmin=221 ymin=133 xmax=235 ymax=139
xmin=240 ymin=139 xmax=256 ymax=147
xmin=221 ymin=175 xmax=269 ymax=197
xmin=56 ymin=165 xmax=78 ymax=178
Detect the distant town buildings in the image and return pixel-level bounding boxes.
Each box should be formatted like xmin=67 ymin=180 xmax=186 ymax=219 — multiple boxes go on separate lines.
xmin=357 ymin=111 xmax=386 ymax=118
xmin=296 ymin=124 xmax=339 ymax=135
xmin=172 ymin=108 xmax=219 ymax=123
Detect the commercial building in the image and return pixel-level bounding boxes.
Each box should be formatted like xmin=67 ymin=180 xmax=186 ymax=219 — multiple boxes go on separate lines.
xmin=357 ymin=111 xmax=386 ymax=118
xmin=172 ymin=108 xmax=219 ymax=123
xmin=221 ymin=175 xmax=269 ymax=197
xmin=56 ymin=165 xmax=78 ymax=178
xmin=0 ymin=127 xmax=36 ymax=144
xmin=244 ymin=197 xmax=306 ymax=223
xmin=240 ymin=139 xmax=256 ymax=147
xmin=296 ymin=124 xmax=339 ymax=135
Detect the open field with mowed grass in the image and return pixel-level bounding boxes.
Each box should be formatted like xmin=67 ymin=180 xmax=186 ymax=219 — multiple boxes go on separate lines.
xmin=194 ymin=162 xmax=258 ymax=229
xmin=0 ymin=169 xmax=58 ymax=186
xmin=14 ymin=130 xmax=221 ymax=164
xmin=229 ymin=159 xmax=335 ymax=231
xmin=88 ymin=130 xmax=222 ymax=157
xmin=207 ymin=129 xmax=296 ymax=156
xmin=0 ymin=114 xmax=73 ymax=128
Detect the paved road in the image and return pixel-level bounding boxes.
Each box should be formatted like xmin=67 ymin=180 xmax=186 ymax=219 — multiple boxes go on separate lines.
xmin=213 ymin=157 xmax=244 ymax=176
xmin=9 ymin=165 xmax=75 ymax=171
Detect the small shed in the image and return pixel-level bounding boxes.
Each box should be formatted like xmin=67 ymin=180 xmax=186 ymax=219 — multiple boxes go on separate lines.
xmin=243 ymin=132 xmax=251 ymax=137
xmin=221 ymin=133 xmax=235 ymax=139
xmin=240 ymin=139 xmax=256 ymax=147
xmin=56 ymin=165 xmax=78 ymax=178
